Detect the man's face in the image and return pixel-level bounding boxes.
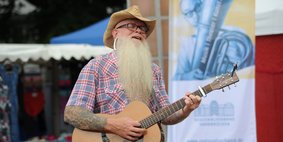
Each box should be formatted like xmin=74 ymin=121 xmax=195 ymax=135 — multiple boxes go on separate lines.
xmin=180 ymin=0 xmax=202 ymax=27
xmin=112 ymin=19 xmax=148 ymax=44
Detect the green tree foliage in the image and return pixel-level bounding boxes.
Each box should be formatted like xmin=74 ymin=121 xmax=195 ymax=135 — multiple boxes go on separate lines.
xmin=0 ymin=0 xmax=126 ymax=43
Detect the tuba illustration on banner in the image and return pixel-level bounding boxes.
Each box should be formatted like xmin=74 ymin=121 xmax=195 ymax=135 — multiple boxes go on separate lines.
xmin=189 ymin=0 xmax=254 ymax=80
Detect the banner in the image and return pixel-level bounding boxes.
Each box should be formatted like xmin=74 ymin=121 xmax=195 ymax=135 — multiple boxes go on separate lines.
xmin=168 ymin=0 xmax=256 ymax=141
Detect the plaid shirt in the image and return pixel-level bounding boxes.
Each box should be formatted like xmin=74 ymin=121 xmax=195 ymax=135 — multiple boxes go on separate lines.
xmin=66 ymin=51 xmax=170 ymax=114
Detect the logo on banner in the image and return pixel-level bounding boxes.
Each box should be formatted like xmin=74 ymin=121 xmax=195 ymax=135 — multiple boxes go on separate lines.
xmin=193 ymin=100 xmax=235 ymax=126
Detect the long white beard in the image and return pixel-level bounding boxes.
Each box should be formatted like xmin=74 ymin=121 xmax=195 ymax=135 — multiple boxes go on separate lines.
xmin=116 ymin=38 xmax=153 ymax=103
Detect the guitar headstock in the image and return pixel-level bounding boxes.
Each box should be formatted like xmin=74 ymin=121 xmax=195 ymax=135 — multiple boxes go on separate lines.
xmin=210 ymin=72 xmax=239 ymax=91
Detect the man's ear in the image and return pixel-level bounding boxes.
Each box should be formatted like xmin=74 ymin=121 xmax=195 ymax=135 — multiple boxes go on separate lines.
xmin=112 ymin=29 xmax=118 ymax=39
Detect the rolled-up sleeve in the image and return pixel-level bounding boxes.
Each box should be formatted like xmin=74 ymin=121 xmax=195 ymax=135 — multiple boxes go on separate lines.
xmin=66 ymin=59 xmax=98 ymax=112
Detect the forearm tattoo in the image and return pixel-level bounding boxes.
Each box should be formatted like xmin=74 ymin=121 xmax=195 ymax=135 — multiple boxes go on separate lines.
xmin=64 ymin=106 xmax=106 ymax=131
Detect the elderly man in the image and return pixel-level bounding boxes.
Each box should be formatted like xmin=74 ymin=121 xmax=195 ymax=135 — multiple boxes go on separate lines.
xmin=64 ymin=5 xmax=201 ymax=142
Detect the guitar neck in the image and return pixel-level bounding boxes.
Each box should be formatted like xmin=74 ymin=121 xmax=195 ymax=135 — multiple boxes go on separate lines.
xmin=140 ymin=84 xmax=213 ymax=129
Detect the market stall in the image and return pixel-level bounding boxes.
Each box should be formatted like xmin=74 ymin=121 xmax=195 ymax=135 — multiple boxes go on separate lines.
xmin=0 ymin=44 xmax=112 ymax=141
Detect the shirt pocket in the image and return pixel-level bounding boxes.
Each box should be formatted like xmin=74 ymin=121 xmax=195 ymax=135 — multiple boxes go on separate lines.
xmin=103 ymin=84 xmax=128 ymax=114
xmin=105 ymin=84 xmax=123 ymax=94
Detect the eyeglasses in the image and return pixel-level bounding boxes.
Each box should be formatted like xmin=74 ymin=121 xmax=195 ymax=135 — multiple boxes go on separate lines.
xmin=115 ymin=23 xmax=148 ymax=33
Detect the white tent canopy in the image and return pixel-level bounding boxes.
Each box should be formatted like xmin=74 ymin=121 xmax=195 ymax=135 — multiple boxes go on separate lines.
xmin=256 ymin=0 xmax=283 ymax=36
xmin=0 ymin=44 xmax=113 ymax=62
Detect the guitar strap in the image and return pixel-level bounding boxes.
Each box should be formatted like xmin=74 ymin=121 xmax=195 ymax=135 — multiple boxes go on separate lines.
xmin=151 ymin=89 xmax=165 ymax=142
xmin=101 ymin=133 xmax=110 ymax=142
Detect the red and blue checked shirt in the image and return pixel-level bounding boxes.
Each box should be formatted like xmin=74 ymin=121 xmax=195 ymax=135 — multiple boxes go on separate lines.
xmin=66 ymin=51 xmax=170 ymax=114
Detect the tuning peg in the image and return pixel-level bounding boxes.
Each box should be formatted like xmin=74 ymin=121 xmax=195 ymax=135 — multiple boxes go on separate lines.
xmin=222 ymin=88 xmax=225 ymax=92
xmin=228 ymin=85 xmax=230 ymax=90
xmin=231 ymin=63 xmax=238 ymax=76
xmin=215 ymin=76 xmax=219 ymax=81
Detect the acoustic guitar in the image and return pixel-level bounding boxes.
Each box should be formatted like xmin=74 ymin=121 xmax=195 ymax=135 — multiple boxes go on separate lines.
xmin=72 ymin=71 xmax=239 ymax=142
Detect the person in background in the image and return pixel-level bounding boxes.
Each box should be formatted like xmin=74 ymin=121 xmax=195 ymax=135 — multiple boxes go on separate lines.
xmin=64 ymin=5 xmax=201 ymax=141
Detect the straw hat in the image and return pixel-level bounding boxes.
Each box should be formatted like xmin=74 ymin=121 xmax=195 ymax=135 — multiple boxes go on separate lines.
xmin=103 ymin=5 xmax=156 ymax=48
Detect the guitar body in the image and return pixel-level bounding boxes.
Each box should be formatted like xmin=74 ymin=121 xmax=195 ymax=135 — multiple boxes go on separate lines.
xmin=72 ymin=101 xmax=161 ymax=142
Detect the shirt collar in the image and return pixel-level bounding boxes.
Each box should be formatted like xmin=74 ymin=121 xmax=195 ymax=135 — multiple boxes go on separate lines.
xmin=109 ymin=51 xmax=118 ymax=67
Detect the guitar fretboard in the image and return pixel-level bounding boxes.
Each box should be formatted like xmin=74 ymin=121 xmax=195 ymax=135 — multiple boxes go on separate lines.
xmin=140 ymin=84 xmax=212 ymax=129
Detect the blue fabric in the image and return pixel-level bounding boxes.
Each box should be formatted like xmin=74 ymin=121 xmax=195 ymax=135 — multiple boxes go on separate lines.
xmin=0 ymin=65 xmax=20 ymax=142
xmin=50 ymin=17 xmax=109 ymax=45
